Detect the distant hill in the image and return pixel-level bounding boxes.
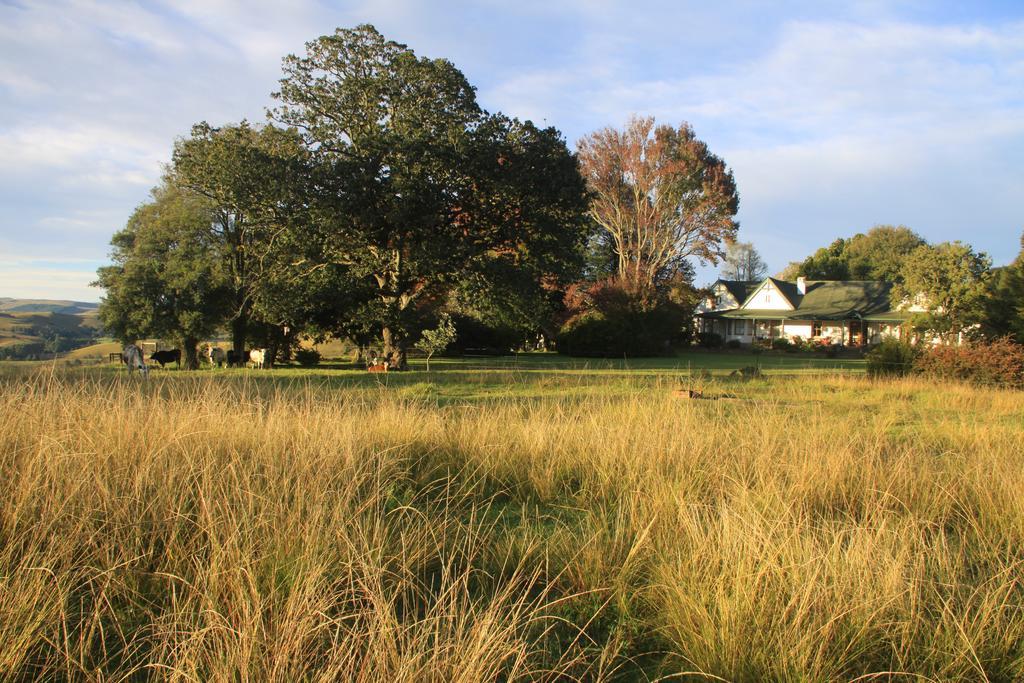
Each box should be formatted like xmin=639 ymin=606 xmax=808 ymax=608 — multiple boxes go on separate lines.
xmin=0 ymin=299 xmax=105 ymax=359
xmin=0 ymin=297 xmax=99 ymax=315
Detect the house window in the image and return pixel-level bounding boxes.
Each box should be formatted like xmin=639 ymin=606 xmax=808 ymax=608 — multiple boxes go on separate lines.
xmin=812 ymin=321 xmax=822 ymax=337
xmin=733 ymin=319 xmax=747 ymax=336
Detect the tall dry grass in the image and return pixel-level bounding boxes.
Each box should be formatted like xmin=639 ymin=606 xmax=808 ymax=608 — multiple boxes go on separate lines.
xmin=1 ymin=369 xmax=1023 ymax=681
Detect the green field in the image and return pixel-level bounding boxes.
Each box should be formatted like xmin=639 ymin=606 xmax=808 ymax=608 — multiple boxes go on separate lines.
xmin=9 ymin=350 xmax=867 ymax=403
xmin=2 ymin=360 xmax=1022 ymax=681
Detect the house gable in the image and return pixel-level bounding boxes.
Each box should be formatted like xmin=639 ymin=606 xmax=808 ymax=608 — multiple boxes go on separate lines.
xmin=739 ymin=278 xmax=796 ymax=311
xmin=712 ymin=282 xmax=739 ymax=309
xmin=697 ymin=280 xmax=760 ymax=312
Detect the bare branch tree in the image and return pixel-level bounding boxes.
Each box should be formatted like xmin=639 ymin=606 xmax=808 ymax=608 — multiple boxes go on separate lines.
xmin=721 ymin=241 xmax=768 ymax=281
xmin=578 ymin=116 xmax=739 ymax=294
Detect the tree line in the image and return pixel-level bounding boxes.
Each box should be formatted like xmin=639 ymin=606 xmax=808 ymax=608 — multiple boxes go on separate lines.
xmin=97 ymin=24 xmax=1022 ymax=367
xmin=96 ymin=25 xmax=740 ymax=367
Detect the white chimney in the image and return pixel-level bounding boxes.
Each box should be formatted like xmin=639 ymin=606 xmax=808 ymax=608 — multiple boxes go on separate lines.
xmin=796 ymin=276 xmax=807 ymax=295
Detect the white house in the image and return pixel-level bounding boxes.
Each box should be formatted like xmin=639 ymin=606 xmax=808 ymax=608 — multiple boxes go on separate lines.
xmin=696 ymin=276 xmax=908 ymax=346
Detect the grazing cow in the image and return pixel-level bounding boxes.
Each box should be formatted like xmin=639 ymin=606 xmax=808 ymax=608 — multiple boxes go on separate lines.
xmin=122 ymin=344 xmax=148 ymax=377
xmin=150 ymin=349 xmax=181 ymax=368
xmin=226 ymin=349 xmax=245 ymax=367
xmin=205 ymin=345 xmax=225 ymax=367
xmin=248 ymin=348 xmax=267 ymax=369
xmin=367 ymin=361 xmax=389 ymax=373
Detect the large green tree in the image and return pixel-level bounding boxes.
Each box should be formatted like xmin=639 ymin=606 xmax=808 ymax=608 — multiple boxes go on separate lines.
xmin=843 ymin=225 xmax=927 ymax=281
xmin=788 ymin=225 xmax=926 ymax=282
xmin=95 ymin=182 xmax=232 ymax=369
xmin=981 ymin=232 xmax=1024 ymax=341
xmin=270 ymin=25 xmax=588 ymax=368
xmin=893 ymin=241 xmax=992 ymax=342
xmin=790 ymin=238 xmax=850 ymax=279
xmin=170 ymin=121 xmax=309 ymax=358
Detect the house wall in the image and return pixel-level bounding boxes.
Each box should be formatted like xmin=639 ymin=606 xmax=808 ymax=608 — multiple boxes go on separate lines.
xmin=781 ymin=320 xmax=844 ymax=343
xmin=708 ymin=319 xmax=904 ymax=345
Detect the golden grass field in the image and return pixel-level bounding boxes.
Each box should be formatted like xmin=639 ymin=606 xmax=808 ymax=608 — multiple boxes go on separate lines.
xmin=1 ymin=364 xmax=1023 ymax=681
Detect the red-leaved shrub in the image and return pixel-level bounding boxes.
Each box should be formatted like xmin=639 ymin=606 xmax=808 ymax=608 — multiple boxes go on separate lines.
xmin=913 ymin=338 xmax=1024 ymax=387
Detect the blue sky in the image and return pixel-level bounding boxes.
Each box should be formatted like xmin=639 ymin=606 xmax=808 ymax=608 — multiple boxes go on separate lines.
xmin=1 ymin=0 xmax=1022 ymax=301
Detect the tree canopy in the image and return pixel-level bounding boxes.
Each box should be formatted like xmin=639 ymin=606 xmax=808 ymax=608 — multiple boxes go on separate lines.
xmin=170 ymin=121 xmax=309 ymax=357
xmin=95 ymin=182 xmax=232 ymax=368
xmin=577 ymin=116 xmax=739 ymax=296
xmin=893 ymin=241 xmax=991 ymax=342
xmin=788 ymin=225 xmax=926 ymax=282
xmin=981 ymin=232 xmax=1024 ymax=342
xmin=269 ymin=25 xmax=588 ymax=367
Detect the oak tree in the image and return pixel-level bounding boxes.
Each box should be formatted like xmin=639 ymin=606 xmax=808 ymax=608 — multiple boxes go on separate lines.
xmin=271 ymin=25 xmax=587 ymax=368
xmin=170 ymin=121 xmax=309 ymax=358
xmin=95 ymin=182 xmax=232 ymax=369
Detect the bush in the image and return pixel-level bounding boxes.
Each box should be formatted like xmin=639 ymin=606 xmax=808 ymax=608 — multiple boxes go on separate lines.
xmin=450 ymin=315 xmax=521 ymax=355
xmin=557 ymin=278 xmax=694 ymax=357
xmin=558 ymin=305 xmax=686 ymax=357
xmin=725 ymin=339 xmax=742 ymax=350
xmin=913 ymin=338 xmax=1024 ymax=387
xmin=866 ymin=338 xmax=919 ymax=377
xmin=294 ymin=348 xmax=321 ymax=367
xmin=557 ymin=312 xmax=634 ymax=357
xmin=698 ymin=332 xmax=723 ymax=349
xmin=771 ymin=338 xmax=793 ymax=352
xmin=789 ymin=336 xmax=815 ymax=352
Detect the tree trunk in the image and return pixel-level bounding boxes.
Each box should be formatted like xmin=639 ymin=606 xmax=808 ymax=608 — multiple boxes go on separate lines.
xmin=182 ymin=337 xmax=200 ymax=370
xmin=382 ymin=326 xmax=407 ymax=370
xmin=266 ymin=336 xmax=279 ymax=370
xmin=231 ymin=314 xmax=248 ymax=358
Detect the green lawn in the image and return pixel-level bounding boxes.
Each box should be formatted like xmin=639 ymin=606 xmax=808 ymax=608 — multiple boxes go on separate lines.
xmin=2 ymin=349 xmax=865 ymax=405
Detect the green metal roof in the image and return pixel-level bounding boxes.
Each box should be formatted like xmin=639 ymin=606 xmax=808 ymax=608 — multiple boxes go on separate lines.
xmin=701 ymin=279 xmax=908 ymax=322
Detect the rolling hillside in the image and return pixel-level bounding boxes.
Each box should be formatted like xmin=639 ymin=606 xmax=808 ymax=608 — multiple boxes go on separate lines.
xmin=0 ymin=297 xmax=98 ymax=315
xmin=0 ymin=298 xmax=104 ymax=358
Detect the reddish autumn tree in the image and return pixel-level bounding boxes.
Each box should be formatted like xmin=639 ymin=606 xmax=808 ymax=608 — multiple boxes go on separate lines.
xmin=578 ymin=116 xmax=739 ymax=296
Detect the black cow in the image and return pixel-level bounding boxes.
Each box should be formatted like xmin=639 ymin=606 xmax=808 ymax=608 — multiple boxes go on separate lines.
xmin=226 ymin=349 xmax=245 ymax=367
xmin=150 ymin=349 xmax=181 ymax=368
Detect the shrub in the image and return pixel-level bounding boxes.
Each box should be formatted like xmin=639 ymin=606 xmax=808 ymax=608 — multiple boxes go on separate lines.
xmin=866 ymin=338 xmax=919 ymax=377
xmin=725 ymin=339 xmax=742 ymax=350
xmin=558 ymin=312 xmax=636 ymax=357
xmin=698 ymin=332 xmax=723 ymax=349
xmin=294 ymin=348 xmax=322 ymax=367
xmin=557 ymin=278 xmax=693 ymax=357
xmin=771 ymin=338 xmax=793 ymax=352
xmin=450 ymin=315 xmax=521 ymax=355
xmin=558 ymin=305 xmax=686 ymax=357
xmin=913 ymin=338 xmax=1024 ymax=387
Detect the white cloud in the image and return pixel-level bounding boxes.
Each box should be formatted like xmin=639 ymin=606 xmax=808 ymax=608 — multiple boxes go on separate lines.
xmin=0 ymin=262 xmax=103 ymax=302
xmin=1 ymin=1 xmax=1022 ymax=298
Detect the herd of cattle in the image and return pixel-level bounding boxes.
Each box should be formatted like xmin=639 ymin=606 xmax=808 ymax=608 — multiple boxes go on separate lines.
xmin=121 ymin=344 xmax=267 ymax=375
